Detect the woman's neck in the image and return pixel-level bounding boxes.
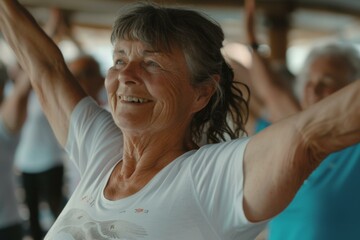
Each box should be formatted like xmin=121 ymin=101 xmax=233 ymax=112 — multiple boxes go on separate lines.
xmin=119 ymin=131 xmax=197 ymax=179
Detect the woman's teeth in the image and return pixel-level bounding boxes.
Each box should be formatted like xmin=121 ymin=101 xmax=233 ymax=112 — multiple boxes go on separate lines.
xmin=121 ymin=96 xmax=149 ymax=103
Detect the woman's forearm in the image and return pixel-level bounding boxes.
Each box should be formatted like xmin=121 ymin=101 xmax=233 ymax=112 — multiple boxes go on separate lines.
xmin=296 ymin=80 xmax=360 ymax=159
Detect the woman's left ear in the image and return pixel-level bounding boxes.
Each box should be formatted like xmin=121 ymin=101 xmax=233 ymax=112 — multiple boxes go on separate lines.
xmin=193 ymin=74 xmax=220 ymax=112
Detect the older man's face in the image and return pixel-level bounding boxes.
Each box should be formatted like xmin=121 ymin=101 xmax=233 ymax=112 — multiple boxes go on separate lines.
xmin=301 ymin=55 xmax=353 ymax=109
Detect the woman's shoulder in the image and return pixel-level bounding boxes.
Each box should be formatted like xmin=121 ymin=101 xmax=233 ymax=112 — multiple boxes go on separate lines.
xmin=198 ymin=137 xmax=251 ymax=154
xmin=70 ymin=96 xmax=115 ymax=133
xmin=181 ymin=137 xmax=251 ymax=170
xmin=73 ymin=96 xmax=110 ymax=118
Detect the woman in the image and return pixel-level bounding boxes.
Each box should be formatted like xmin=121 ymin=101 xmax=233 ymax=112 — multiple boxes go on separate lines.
xmin=0 ymin=1 xmax=359 ymax=239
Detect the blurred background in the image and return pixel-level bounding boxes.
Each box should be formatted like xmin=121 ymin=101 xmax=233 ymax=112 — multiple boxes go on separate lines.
xmin=2 ymin=0 xmax=360 ymax=76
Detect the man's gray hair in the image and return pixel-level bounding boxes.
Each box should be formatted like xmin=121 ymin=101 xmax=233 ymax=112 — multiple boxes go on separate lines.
xmin=295 ymin=42 xmax=360 ymax=98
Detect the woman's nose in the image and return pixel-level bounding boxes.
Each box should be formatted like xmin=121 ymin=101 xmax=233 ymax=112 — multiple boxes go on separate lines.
xmin=118 ymin=62 xmax=142 ymax=85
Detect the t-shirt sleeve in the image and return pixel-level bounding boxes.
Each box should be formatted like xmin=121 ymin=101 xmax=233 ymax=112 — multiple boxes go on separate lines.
xmin=190 ymin=138 xmax=267 ymax=237
xmin=65 ymin=97 xmax=123 ymax=175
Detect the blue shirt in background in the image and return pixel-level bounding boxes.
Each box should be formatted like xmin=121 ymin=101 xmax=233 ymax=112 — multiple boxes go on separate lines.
xmin=255 ymin=118 xmax=360 ymax=240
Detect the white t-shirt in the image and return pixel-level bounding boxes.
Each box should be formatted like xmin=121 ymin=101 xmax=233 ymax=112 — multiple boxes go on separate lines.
xmin=0 ymin=117 xmax=22 ymax=228
xmin=45 ymin=97 xmax=266 ymax=240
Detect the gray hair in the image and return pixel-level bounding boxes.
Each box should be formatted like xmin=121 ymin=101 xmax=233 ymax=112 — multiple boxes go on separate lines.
xmin=111 ymin=3 xmax=249 ymax=144
xmin=296 ymin=42 xmax=360 ymax=97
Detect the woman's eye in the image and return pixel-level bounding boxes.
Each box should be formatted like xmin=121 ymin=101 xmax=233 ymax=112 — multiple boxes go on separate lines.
xmin=114 ymin=59 xmax=125 ymax=66
xmin=115 ymin=60 xmax=122 ymax=65
xmin=145 ymin=61 xmax=160 ymax=68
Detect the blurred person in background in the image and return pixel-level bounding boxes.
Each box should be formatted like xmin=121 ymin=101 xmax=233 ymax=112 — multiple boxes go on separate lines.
xmin=65 ymin=54 xmax=107 ymax=196
xmin=245 ymin=0 xmax=360 ymax=239
xmin=0 ymin=60 xmax=31 ymax=240
xmin=267 ymin=42 xmax=360 ymax=240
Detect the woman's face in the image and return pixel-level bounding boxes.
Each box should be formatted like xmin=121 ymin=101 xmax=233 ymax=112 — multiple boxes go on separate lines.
xmin=105 ymin=39 xmax=209 ymax=135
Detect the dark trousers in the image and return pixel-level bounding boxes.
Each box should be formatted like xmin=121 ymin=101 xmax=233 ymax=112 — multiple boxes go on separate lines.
xmin=0 ymin=223 xmax=23 ymax=240
xmin=22 ymin=165 xmax=64 ymax=240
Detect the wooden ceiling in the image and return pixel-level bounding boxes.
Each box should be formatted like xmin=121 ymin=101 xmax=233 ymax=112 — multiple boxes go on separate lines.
xmin=9 ymin=0 xmax=360 ymax=68
xmin=19 ymin=0 xmax=360 ymax=41
xmin=20 ymin=0 xmax=360 ymax=14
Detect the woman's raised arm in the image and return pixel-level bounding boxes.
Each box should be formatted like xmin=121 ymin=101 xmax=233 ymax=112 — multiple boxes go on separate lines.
xmin=0 ymin=0 xmax=87 ymax=145
xmin=243 ymin=79 xmax=360 ymax=221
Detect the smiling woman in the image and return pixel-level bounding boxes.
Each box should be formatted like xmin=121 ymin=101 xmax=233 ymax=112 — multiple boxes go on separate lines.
xmin=109 ymin=4 xmax=249 ymax=143
xmin=0 ymin=1 xmax=359 ymax=240
xmin=106 ymin=39 xmax=207 ymax=137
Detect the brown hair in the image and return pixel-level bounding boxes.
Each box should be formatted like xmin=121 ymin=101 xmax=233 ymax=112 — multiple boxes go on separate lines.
xmin=111 ymin=3 xmax=249 ymax=144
